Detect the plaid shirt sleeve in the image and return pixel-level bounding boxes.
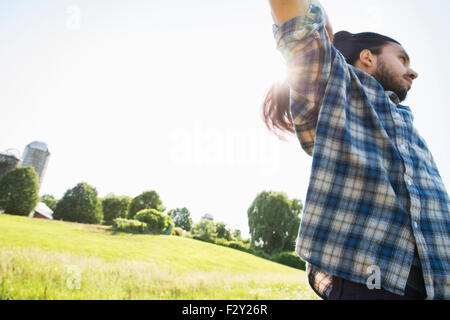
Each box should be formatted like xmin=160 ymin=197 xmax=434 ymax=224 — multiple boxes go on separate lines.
xmin=272 ymin=4 xmax=335 ymax=156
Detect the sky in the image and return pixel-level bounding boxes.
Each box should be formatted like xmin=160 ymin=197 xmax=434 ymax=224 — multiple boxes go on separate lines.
xmin=1 ymin=0 xmax=450 ymax=238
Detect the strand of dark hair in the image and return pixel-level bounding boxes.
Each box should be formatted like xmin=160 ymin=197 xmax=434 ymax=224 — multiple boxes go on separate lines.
xmin=262 ymin=81 xmax=295 ymax=142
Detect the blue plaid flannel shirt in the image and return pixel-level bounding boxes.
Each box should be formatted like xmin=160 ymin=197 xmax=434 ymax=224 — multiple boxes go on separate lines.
xmin=273 ymin=5 xmax=450 ymax=299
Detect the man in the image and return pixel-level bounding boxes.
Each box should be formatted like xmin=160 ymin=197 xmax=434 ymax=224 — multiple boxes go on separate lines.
xmin=265 ymin=0 xmax=450 ymax=299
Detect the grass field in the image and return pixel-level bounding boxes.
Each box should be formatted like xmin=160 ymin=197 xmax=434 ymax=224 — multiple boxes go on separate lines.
xmin=0 ymin=214 xmax=319 ymax=300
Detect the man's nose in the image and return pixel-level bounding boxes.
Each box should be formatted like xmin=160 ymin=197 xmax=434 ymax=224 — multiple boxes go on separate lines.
xmin=408 ymin=68 xmax=419 ymax=80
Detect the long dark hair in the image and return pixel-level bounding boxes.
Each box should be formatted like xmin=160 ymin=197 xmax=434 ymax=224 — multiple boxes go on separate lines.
xmin=262 ymin=31 xmax=400 ymax=141
xmin=262 ymin=81 xmax=294 ymax=142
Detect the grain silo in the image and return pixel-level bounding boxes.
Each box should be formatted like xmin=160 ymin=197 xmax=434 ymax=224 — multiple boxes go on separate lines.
xmin=22 ymin=141 xmax=50 ymax=186
xmin=0 ymin=149 xmax=22 ymax=179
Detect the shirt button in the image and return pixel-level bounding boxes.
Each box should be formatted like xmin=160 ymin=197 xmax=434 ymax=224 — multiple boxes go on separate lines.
xmin=413 ymin=221 xmax=419 ymax=229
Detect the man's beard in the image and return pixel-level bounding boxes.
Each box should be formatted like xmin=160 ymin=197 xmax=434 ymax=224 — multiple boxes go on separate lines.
xmin=373 ymin=59 xmax=409 ymax=102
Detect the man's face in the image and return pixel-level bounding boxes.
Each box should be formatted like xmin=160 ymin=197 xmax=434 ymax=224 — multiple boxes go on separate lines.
xmin=372 ymin=43 xmax=418 ymax=102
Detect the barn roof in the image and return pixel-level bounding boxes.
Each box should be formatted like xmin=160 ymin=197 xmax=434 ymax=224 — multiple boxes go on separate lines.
xmin=33 ymin=202 xmax=54 ymax=219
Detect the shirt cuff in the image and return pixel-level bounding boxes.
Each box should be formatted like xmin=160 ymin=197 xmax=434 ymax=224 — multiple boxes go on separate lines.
xmin=272 ymin=4 xmax=325 ymax=49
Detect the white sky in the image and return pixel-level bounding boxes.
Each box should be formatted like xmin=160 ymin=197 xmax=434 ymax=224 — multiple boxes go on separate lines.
xmin=1 ymin=0 xmax=449 ymax=238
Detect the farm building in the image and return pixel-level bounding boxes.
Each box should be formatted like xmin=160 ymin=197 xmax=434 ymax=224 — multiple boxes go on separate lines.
xmin=202 ymin=213 xmax=214 ymax=221
xmin=30 ymin=202 xmax=54 ymax=220
xmin=22 ymin=141 xmax=51 ymax=187
xmin=0 ymin=150 xmax=22 ymax=179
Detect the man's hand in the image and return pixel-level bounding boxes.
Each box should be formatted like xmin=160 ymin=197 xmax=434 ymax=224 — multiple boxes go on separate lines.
xmin=269 ymin=0 xmax=310 ymax=27
xmin=269 ymin=0 xmax=333 ymax=42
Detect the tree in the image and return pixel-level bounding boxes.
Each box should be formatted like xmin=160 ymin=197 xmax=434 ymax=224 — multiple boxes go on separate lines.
xmin=128 ymin=190 xmax=166 ymax=219
xmin=0 ymin=167 xmax=39 ymax=216
xmin=286 ymin=197 xmax=303 ymax=251
xmin=232 ymin=229 xmax=242 ymax=241
xmin=40 ymin=194 xmax=57 ymax=211
xmin=53 ymin=182 xmax=102 ymax=224
xmin=247 ymin=191 xmax=302 ymax=255
xmin=167 ymin=207 xmax=193 ymax=231
xmin=135 ymin=209 xmax=173 ymax=234
xmin=102 ymin=195 xmax=131 ymax=225
xmin=193 ymin=219 xmax=217 ymax=243
xmin=290 ymin=198 xmax=303 ymax=219
xmin=215 ymin=222 xmax=232 ymax=241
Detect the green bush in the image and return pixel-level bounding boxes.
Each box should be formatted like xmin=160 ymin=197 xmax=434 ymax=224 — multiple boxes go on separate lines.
xmin=211 ymin=239 xmax=304 ymax=270
xmin=0 ymin=167 xmax=39 ymax=216
xmin=227 ymin=240 xmax=252 ymax=252
xmin=213 ymin=239 xmax=255 ymax=255
xmin=135 ymin=209 xmax=173 ymax=234
xmin=192 ymin=219 xmax=217 ymax=243
xmin=112 ymin=218 xmax=148 ymax=234
xmin=215 ymin=222 xmax=232 ymax=241
xmin=171 ymin=227 xmax=183 ymax=236
xmin=102 ymin=195 xmax=131 ymax=225
xmin=53 ymin=182 xmax=102 ymax=224
xmin=128 ymin=191 xmax=165 ymax=219
xmin=213 ymin=238 xmax=230 ymax=247
xmin=40 ymin=194 xmax=57 ymax=211
xmin=272 ymin=251 xmax=306 ymax=271
xmin=167 ymin=208 xmax=193 ymax=231
xmin=253 ymin=249 xmax=272 ymax=261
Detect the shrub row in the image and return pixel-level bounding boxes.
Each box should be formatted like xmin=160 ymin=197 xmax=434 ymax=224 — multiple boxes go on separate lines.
xmin=111 ymin=216 xmax=306 ymax=271
xmin=112 ymin=218 xmax=148 ymax=234
xmin=112 ymin=209 xmax=175 ymax=235
xmin=135 ymin=209 xmax=173 ymax=234
xmin=212 ymin=238 xmax=306 ymax=271
xmin=271 ymin=251 xmax=306 ymax=270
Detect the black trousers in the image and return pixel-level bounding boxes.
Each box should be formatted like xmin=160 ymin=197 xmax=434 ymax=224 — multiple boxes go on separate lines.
xmin=328 ymin=265 xmax=427 ymax=300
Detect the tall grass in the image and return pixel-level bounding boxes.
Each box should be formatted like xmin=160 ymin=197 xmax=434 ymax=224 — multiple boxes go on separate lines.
xmin=0 ymin=247 xmax=317 ymax=300
xmin=0 ymin=214 xmax=319 ymax=300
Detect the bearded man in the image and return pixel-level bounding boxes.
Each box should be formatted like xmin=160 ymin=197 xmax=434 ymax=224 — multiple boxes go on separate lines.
xmin=263 ymin=0 xmax=450 ymax=300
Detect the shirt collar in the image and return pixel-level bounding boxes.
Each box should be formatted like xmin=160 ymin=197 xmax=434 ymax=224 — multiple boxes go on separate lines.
xmin=387 ymin=91 xmax=400 ymax=105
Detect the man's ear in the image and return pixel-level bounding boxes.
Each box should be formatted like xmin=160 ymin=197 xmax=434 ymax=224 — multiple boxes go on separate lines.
xmin=359 ymin=49 xmax=376 ymax=68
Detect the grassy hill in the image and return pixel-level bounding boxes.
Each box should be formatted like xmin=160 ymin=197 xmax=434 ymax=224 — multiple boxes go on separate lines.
xmin=0 ymin=214 xmax=319 ymax=300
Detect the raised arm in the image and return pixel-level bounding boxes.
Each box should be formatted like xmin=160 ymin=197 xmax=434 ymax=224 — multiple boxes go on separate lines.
xmin=269 ymin=0 xmax=333 ymax=41
xmin=269 ymin=1 xmax=336 ymax=155
xmin=269 ymin=0 xmax=311 ymax=27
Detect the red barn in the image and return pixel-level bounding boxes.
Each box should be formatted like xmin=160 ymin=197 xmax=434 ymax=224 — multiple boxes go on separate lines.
xmin=30 ymin=202 xmax=53 ymax=220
